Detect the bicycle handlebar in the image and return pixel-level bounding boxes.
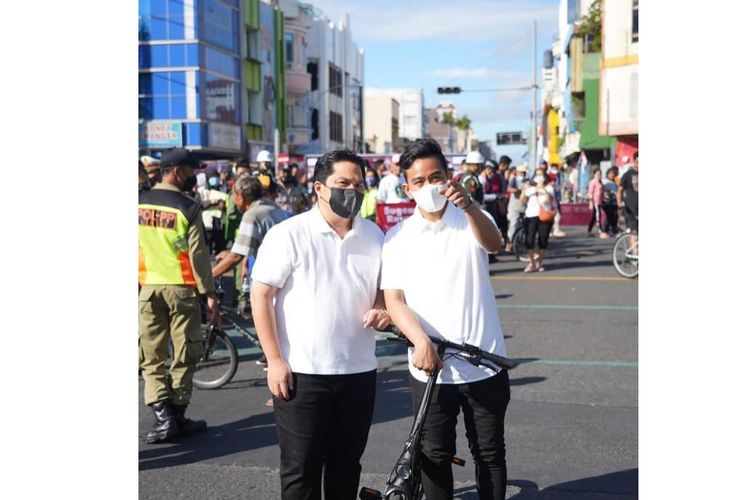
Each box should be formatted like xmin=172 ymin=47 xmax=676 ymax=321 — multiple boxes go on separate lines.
xmin=377 ymin=325 xmax=517 ymax=371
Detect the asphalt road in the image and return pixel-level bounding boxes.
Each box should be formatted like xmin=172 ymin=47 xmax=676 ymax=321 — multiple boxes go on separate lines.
xmin=138 ymin=226 xmax=638 ymax=499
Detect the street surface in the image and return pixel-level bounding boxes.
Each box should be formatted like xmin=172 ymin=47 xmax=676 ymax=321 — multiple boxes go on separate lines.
xmin=139 ymin=226 xmax=637 ymax=499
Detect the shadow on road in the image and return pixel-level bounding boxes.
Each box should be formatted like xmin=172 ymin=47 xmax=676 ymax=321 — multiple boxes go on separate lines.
xmin=453 ymin=468 xmax=638 ymax=498
xmin=139 ymin=411 xmax=277 ymax=471
xmin=509 ymin=376 xmax=546 ymax=387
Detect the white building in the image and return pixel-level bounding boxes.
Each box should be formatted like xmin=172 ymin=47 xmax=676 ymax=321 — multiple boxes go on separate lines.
xmin=304 ymin=9 xmax=365 ymax=154
xmin=364 ymin=88 xmax=426 ymax=142
xmin=279 ymin=0 xmax=313 ymax=155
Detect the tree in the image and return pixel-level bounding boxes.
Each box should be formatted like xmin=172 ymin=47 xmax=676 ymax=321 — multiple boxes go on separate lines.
xmin=577 ymin=0 xmax=602 ymax=53
xmin=455 ymin=115 xmax=472 ymax=153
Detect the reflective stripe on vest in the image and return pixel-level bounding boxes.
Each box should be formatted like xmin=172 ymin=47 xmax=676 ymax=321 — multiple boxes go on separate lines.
xmin=138 ymin=203 xmax=197 ymax=286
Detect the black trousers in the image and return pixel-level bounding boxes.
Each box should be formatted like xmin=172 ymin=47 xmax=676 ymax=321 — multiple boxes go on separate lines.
xmin=524 ymin=216 xmax=552 ymax=250
xmin=602 ymin=204 xmax=619 ymax=234
xmin=410 ymin=371 xmax=511 ymax=500
xmin=273 ymin=370 xmax=376 ymax=500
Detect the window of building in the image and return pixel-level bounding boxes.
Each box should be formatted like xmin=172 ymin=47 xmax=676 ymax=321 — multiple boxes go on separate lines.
xmin=204 ymin=46 xmax=240 ymax=78
xmin=138 ymin=0 xmax=186 ymax=41
xmin=329 ymin=111 xmax=343 ymax=142
xmin=307 ymin=61 xmax=319 ymax=90
xmin=311 ymin=108 xmax=319 ymax=140
xmin=632 ymin=0 xmax=639 ymax=43
xmin=285 ymin=33 xmax=294 ymax=69
xmin=201 ymin=0 xmax=239 ymax=53
xmin=246 ymin=29 xmax=259 ymax=60
xmin=328 ymin=64 xmax=342 ymax=97
xmin=138 ymin=70 xmax=189 ymax=120
xmin=202 ymin=72 xmax=239 ymax=124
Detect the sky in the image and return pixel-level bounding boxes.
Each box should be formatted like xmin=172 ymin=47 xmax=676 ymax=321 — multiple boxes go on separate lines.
xmin=309 ymin=0 xmax=560 ymax=162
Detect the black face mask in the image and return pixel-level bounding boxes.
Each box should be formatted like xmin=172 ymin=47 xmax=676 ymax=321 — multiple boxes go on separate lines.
xmin=180 ymin=174 xmax=197 ymax=192
xmin=327 ymin=187 xmax=364 ymax=220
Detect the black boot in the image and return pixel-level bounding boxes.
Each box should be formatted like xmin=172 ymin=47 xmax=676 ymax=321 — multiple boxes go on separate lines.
xmin=144 ymin=400 xmax=179 ymax=444
xmin=171 ymin=403 xmax=207 ymax=436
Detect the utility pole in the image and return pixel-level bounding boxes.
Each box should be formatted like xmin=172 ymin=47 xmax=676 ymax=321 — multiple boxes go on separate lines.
xmin=531 ymin=19 xmax=538 ymax=170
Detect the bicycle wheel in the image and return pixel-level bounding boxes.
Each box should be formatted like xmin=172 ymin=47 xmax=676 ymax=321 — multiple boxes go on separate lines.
xmin=612 ymin=233 xmax=638 ymax=278
xmin=512 ymin=227 xmax=527 ymax=261
xmin=193 ymin=327 xmax=239 ymax=389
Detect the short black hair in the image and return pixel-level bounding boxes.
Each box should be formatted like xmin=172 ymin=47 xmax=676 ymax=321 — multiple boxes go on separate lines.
xmin=399 ymin=138 xmax=448 ymax=176
xmin=313 ymin=150 xmax=367 ymax=184
xmin=499 ymin=155 xmax=512 ymax=166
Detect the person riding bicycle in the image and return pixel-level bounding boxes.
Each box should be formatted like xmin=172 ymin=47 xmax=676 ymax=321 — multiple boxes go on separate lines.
xmin=381 ymin=139 xmax=511 ymax=500
xmin=138 ymin=147 xmax=220 ymax=444
xmin=616 ymin=151 xmax=638 ymax=234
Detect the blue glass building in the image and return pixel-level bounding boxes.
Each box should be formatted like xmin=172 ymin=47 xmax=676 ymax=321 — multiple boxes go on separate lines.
xmin=139 ymin=0 xmax=244 ymax=157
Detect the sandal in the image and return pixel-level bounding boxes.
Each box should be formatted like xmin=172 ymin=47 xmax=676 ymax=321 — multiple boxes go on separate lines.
xmin=537 ymin=265 xmax=545 ymax=272
xmin=524 ymin=263 xmax=536 ymax=273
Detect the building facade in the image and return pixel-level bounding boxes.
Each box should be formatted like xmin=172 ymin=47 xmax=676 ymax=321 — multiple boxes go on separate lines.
xmin=303 ymin=10 xmax=364 ymax=154
xmin=363 ymin=95 xmax=400 ymax=154
xmin=426 ymin=107 xmax=457 ymax=154
xmin=138 ymin=0 xmax=286 ymax=160
xmin=599 ymin=0 xmax=638 ymax=167
xmin=364 ymin=88 xmax=426 ymax=142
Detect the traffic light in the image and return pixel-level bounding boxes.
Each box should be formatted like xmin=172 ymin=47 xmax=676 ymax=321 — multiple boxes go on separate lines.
xmin=437 ymin=87 xmax=461 ymax=94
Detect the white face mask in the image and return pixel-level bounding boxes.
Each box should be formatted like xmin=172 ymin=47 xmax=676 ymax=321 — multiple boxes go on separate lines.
xmin=412 ymin=183 xmax=448 ymax=213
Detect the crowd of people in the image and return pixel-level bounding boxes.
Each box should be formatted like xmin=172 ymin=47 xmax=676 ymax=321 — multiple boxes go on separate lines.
xmin=137 ymin=141 xmax=638 ymax=499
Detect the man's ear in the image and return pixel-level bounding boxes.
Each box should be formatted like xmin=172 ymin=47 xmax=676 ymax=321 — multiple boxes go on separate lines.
xmin=402 ymin=182 xmax=413 ymax=199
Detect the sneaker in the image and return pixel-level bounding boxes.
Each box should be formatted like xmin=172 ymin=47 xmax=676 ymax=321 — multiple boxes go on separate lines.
xmin=256 ymin=354 xmax=267 ymax=366
xmin=537 ymin=264 xmax=545 ymax=272
xmin=598 ymin=232 xmax=610 ymax=239
xmin=552 ymin=230 xmax=566 ymax=237
xmin=524 ymin=263 xmax=536 ymax=273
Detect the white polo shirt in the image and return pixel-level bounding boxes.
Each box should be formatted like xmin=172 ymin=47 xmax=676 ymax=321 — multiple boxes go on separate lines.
xmin=380 ymin=202 xmax=507 ymax=384
xmin=251 ymin=205 xmax=384 ymax=375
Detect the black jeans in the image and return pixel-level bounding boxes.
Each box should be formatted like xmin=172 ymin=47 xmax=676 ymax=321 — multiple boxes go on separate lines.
xmin=524 ymin=216 xmax=552 ymax=250
xmin=587 ymin=204 xmax=603 ymax=233
xmin=410 ymin=371 xmax=511 ymax=500
xmin=273 ymin=370 xmax=376 ymax=500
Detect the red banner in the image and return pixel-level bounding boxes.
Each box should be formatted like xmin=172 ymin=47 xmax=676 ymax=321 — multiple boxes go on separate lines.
xmin=376 ymin=202 xmax=417 ymax=232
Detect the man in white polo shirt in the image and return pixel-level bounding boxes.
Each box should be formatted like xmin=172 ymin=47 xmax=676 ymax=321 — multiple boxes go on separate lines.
xmin=381 ymin=138 xmax=511 ymax=500
xmin=250 ymin=150 xmax=390 ymax=500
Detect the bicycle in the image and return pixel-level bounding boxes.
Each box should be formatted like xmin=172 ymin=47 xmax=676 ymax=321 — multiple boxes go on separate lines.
xmin=192 ymin=282 xmax=263 ymax=390
xmin=612 ymin=230 xmax=638 ymax=278
xmin=510 ymin=212 xmax=528 ymax=262
xmin=359 ymin=326 xmax=518 ymax=500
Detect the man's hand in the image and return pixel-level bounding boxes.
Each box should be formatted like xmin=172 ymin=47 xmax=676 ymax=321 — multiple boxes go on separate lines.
xmin=206 ymin=293 xmax=221 ymax=326
xmin=362 ymin=309 xmax=391 ymax=330
xmin=411 ymin=337 xmax=443 ymax=375
xmin=267 ymin=358 xmax=294 ymax=400
xmin=442 ymin=180 xmax=473 ymax=210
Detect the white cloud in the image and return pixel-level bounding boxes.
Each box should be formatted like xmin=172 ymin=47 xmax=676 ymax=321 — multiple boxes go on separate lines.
xmin=309 ymin=0 xmax=558 ymax=43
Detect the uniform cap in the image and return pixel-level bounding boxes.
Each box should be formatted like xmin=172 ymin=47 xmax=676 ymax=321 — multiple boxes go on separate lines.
xmin=160 ymin=148 xmax=201 ymax=169
xmin=516 ymin=163 xmax=529 ymax=173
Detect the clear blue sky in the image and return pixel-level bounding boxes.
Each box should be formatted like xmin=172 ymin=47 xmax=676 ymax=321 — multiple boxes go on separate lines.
xmin=310 ymin=0 xmax=560 ymax=162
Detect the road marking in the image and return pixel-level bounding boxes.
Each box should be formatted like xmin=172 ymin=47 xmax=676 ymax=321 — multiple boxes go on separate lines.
xmin=492 ymin=275 xmax=631 ymax=282
xmin=498 ymin=304 xmax=637 ymax=311
xmin=519 ymin=359 xmax=637 ymax=368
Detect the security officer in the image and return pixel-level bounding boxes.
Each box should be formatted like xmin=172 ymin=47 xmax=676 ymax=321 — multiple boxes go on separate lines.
xmin=138 ymin=147 xmax=220 ymax=444
xmin=461 ymin=151 xmax=485 ymax=204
